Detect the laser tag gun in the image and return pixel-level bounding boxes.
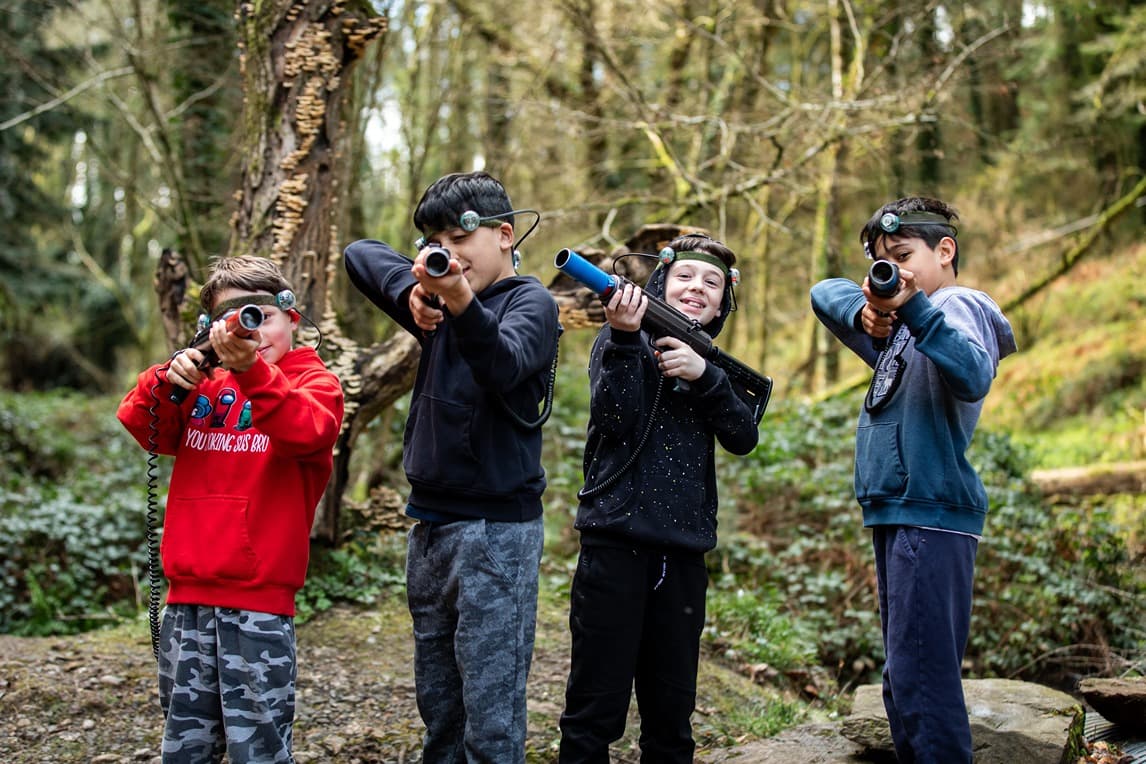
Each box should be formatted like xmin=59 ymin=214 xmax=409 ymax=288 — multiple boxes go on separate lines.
xmin=423 ymin=246 xmax=453 ymax=277
xmin=169 ymin=305 xmax=264 ymax=404
xmin=555 ymin=248 xmax=772 ymax=424
xmin=867 ymin=260 xmax=900 ymax=351
xmin=868 ymin=259 xmax=900 ymax=298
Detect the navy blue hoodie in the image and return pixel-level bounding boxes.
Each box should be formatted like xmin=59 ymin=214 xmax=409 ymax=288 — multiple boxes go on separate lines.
xmin=811 ymin=280 xmax=1016 ymax=535
xmin=344 ymin=239 xmax=560 ymax=522
xmin=574 ymin=265 xmax=759 ymax=552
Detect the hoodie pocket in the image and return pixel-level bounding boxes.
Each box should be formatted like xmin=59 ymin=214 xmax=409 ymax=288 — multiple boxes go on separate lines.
xmin=404 ymin=395 xmax=481 ymax=488
xmin=161 ymin=496 xmax=259 ymax=582
xmin=854 ymin=422 xmax=908 ymax=500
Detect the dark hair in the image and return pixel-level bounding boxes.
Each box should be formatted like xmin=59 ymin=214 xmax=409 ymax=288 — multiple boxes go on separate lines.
xmin=413 ymin=172 xmax=514 ymax=235
xmin=199 ymin=255 xmax=293 ymax=312
xmin=860 ymin=197 xmax=961 ymax=275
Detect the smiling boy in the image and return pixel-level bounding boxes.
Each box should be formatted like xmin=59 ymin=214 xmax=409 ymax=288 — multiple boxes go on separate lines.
xmin=343 ymin=172 xmax=560 ymax=764
xmin=558 ymin=233 xmax=759 ymax=763
xmin=810 ymin=197 xmax=1016 ymax=763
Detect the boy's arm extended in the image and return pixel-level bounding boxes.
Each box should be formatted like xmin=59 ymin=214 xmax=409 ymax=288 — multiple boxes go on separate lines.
xmin=231 ymin=355 xmax=344 ymax=458
xmin=451 ymin=283 xmax=560 ymax=392
xmin=810 ymin=278 xmax=882 ymax=367
xmin=896 ymin=291 xmax=1012 ymax=403
xmin=343 ymin=239 xmax=424 ymax=338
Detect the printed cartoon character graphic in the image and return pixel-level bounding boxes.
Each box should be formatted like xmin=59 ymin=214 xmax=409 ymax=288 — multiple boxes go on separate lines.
xmin=210 ymin=387 xmax=237 ymax=428
xmin=235 ymin=400 xmax=253 ymax=432
xmin=189 ymin=395 xmax=212 ymax=427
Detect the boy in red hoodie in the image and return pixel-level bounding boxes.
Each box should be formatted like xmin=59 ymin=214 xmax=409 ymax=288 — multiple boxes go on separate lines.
xmin=117 ymin=255 xmax=344 ymax=763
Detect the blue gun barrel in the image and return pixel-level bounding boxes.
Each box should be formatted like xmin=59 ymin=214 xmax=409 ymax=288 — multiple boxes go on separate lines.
xmin=554 ymin=248 xmax=618 ymax=298
xmin=553 ymin=246 xmax=772 ymax=424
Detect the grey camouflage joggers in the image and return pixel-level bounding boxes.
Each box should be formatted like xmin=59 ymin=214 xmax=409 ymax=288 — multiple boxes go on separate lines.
xmin=157 ymin=604 xmax=296 ymax=763
xmin=406 ymin=516 xmax=544 ymax=764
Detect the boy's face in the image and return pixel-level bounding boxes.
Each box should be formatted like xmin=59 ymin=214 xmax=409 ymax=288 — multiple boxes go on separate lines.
xmin=213 ymin=287 xmax=297 ymax=365
xmin=663 ymin=259 xmax=725 ymax=325
xmin=425 ymin=221 xmax=515 ymax=294
xmin=871 ymin=232 xmax=956 ymax=295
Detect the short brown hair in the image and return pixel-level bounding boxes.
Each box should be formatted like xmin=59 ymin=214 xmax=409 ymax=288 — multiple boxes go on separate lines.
xmin=199 ymin=256 xmax=294 ymax=312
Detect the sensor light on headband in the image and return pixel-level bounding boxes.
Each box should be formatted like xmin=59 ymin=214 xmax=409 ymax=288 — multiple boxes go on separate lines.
xmin=877 ymin=211 xmax=951 ymax=233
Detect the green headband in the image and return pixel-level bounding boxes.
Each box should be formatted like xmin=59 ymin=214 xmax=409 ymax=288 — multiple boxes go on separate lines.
xmin=671 ymin=250 xmax=729 ymax=274
xmin=209 ymin=290 xmax=295 ymax=322
xmin=658 ymin=247 xmax=730 ymax=274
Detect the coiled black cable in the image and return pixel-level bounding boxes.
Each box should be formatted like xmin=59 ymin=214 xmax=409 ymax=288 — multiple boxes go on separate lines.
xmin=144 ymin=367 xmax=167 ymax=662
xmin=499 ymin=336 xmax=560 ymax=430
xmin=577 ymin=375 xmax=664 ymax=500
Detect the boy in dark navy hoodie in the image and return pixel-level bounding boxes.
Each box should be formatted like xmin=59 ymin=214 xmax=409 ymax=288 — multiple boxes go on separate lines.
xmin=343 ymin=172 xmax=560 ymax=764
xmin=558 ymin=234 xmax=759 ymax=763
xmin=810 ymin=197 xmax=1016 ymax=763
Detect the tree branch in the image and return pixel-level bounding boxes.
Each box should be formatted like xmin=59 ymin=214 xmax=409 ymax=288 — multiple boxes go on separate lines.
xmin=0 ymin=66 xmax=133 ymax=132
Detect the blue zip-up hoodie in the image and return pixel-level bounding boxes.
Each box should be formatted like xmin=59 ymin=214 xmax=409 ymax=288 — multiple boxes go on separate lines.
xmin=810 ymin=280 xmax=1016 ymax=535
xmin=344 ymin=239 xmax=560 ymax=522
xmin=575 ymin=266 xmax=759 ymax=552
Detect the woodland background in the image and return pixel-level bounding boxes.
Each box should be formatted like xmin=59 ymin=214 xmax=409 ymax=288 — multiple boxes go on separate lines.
xmin=1 ymin=0 xmax=1144 ymax=756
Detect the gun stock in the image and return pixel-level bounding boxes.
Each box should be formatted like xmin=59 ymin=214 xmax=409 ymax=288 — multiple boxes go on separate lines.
xmin=169 ymin=305 xmax=264 ymax=404
xmin=555 ymin=248 xmax=772 ymax=423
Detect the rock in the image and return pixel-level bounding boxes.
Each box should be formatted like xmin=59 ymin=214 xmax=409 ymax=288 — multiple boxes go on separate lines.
xmin=698 ymin=723 xmax=874 ymax=763
xmin=841 ymin=679 xmax=1084 ymax=763
xmin=1078 ymin=677 xmax=1146 ymax=734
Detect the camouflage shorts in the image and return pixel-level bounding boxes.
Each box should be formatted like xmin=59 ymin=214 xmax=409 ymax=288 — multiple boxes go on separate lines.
xmin=158 ymin=604 xmax=296 ymax=763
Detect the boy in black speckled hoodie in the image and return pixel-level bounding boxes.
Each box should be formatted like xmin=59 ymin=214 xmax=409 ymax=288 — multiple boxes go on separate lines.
xmin=558 ymin=234 xmax=759 ymax=763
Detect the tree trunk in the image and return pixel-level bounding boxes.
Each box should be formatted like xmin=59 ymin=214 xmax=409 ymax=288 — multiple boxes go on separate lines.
xmin=229 ymin=0 xmax=389 ymax=543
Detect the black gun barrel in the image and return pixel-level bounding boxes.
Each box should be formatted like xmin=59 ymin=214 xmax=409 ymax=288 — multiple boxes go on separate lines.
xmin=424 ymin=246 xmax=452 ymax=278
xmin=868 ymin=260 xmax=900 ymax=298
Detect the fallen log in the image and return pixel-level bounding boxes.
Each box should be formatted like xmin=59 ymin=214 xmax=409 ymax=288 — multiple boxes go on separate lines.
xmin=1030 ymin=461 xmax=1146 ymax=496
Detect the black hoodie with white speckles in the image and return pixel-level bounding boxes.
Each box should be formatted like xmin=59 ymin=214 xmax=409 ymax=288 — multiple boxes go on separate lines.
xmin=573 ymin=265 xmax=759 ymax=553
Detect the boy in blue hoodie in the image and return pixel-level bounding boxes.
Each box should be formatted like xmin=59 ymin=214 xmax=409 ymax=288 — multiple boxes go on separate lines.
xmin=558 ymin=234 xmax=759 ymax=763
xmin=810 ymin=197 xmax=1016 ymax=763
xmin=343 ymin=172 xmax=560 ymax=764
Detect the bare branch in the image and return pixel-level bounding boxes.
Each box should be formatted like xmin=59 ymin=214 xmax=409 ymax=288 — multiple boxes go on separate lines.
xmin=0 ymin=66 xmax=133 ymax=132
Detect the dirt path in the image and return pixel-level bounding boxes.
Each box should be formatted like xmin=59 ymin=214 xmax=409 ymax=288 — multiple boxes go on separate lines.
xmin=0 ymin=589 xmax=782 ymax=763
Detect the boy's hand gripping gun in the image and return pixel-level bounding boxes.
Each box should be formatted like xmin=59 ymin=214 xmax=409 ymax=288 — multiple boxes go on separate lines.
xmin=555 ymin=248 xmax=772 ymax=424
xmin=169 ymin=305 xmax=264 ymax=404
xmin=867 ymin=260 xmax=900 ymax=351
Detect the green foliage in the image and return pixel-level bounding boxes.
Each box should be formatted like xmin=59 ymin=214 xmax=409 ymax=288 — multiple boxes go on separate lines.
xmin=0 ymin=392 xmax=154 ymax=635
xmin=714 ymin=397 xmax=1144 ymax=690
xmin=295 ymin=532 xmax=407 ymax=624
xmin=973 ymin=431 xmax=1146 ymax=681
xmin=704 ymin=697 xmax=808 ymax=741
xmin=704 ymin=585 xmax=819 ymax=672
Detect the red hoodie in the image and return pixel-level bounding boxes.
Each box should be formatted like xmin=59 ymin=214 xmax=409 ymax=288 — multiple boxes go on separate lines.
xmin=117 ymin=347 xmax=344 ymax=616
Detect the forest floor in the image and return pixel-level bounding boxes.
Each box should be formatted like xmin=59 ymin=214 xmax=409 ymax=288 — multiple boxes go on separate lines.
xmin=0 ymin=585 xmax=797 ymax=764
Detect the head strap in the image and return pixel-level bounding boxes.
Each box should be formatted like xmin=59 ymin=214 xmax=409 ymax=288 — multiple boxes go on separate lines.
xmin=416 ymin=208 xmax=542 ymax=257
xmin=209 ymin=290 xmax=295 ymax=322
xmin=878 ymin=211 xmax=951 ymax=233
xmin=657 ymin=247 xmax=730 ymax=275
